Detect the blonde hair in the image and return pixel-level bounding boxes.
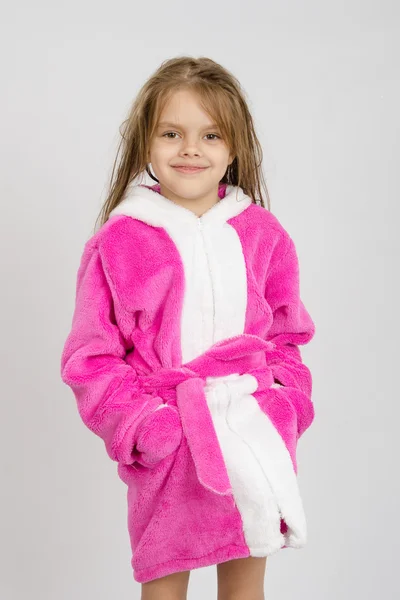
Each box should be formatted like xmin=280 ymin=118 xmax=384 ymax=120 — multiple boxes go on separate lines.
xmin=94 ymin=55 xmax=271 ymax=232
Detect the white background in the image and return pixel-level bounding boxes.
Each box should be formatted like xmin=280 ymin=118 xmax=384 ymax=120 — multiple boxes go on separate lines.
xmin=1 ymin=1 xmax=398 ymax=598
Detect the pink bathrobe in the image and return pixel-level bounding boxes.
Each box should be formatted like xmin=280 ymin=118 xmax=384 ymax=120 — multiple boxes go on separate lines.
xmin=60 ymin=182 xmax=316 ymax=583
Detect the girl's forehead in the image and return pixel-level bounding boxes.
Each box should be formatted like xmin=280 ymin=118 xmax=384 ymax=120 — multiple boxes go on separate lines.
xmin=156 ymin=119 xmax=219 ymax=129
xmin=151 ymin=89 xmax=231 ymax=140
xmin=155 ymin=108 xmax=220 ymax=131
xmin=157 ymin=90 xmax=217 ymax=120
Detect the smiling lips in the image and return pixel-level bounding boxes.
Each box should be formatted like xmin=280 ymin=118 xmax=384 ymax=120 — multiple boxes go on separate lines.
xmin=172 ymin=165 xmax=208 ymax=174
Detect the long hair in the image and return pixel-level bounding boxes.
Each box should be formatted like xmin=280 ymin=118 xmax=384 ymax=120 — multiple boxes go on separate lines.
xmin=94 ymin=56 xmax=271 ymax=232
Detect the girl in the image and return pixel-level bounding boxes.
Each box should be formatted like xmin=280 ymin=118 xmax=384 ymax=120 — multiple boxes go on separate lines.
xmin=61 ymin=56 xmax=316 ymax=600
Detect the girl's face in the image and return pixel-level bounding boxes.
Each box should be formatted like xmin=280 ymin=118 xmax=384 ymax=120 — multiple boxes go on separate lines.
xmin=148 ymin=88 xmax=234 ymax=211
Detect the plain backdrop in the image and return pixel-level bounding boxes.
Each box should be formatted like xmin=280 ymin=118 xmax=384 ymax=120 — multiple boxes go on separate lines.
xmin=1 ymin=1 xmax=398 ymax=598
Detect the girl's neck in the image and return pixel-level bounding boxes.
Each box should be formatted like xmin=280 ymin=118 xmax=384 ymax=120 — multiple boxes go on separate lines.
xmin=142 ymin=183 xmax=228 ymax=217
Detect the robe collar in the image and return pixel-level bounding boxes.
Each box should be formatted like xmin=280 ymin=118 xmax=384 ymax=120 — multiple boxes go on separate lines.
xmin=109 ymin=182 xmax=253 ymax=228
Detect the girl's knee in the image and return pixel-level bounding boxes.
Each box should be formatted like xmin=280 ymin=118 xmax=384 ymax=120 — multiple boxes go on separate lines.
xmin=217 ymin=556 xmax=267 ymax=600
xmin=141 ymin=570 xmax=191 ymax=600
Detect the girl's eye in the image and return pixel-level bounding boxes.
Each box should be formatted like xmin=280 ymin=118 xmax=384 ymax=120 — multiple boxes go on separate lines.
xmin=162 ymin=132 xmax=221 ymax=140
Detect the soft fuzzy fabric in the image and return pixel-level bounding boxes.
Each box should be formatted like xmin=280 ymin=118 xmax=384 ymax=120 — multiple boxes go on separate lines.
xmin=60 ymin=182 xmax=315 ymax=583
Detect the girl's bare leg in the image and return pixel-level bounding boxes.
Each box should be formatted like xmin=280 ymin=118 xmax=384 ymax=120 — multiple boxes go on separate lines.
xmin=141 ymin=570 xmax=191 ymax=600
xmin=217 ymin=556 xmax=267 ymax=600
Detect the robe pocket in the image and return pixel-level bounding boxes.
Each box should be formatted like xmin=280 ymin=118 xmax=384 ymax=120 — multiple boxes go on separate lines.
xmin=131 ymin=404 xmax=183 ymax=469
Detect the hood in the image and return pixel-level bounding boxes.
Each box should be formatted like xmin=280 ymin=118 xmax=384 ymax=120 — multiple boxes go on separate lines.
xmin=108 ymin=182 xmax=253 ymax=229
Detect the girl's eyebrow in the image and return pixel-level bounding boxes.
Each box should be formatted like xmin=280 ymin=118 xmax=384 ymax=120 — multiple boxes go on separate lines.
xmin=157 ymin=121 xmax=219 ymax=129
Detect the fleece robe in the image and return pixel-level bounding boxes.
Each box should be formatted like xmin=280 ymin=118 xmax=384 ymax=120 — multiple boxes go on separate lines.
xmin=60 ymin=182 xmax=316 ymax=583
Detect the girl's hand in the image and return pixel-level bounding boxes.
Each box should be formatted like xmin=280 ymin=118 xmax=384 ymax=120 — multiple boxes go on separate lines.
xmin=134 ymin=404 xmax=183 ymax=466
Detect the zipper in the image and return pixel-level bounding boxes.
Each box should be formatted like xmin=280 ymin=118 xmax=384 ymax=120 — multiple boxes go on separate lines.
xmin=197 ymin=219 xmax=216 ymax=344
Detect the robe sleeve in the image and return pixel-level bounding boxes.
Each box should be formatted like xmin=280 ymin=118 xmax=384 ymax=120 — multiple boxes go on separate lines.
xmin=264 ymin=232 xmax=316 ymax=438
xmin=60 ymin=240 xmax=162 ymax=465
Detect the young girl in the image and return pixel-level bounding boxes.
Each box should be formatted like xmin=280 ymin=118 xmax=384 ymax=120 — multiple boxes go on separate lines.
xmin=61 ymin=56 xmax=316 ymax=599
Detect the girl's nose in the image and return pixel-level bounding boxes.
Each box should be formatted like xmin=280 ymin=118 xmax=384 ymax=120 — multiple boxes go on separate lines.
xmin=180 ymin=139 xmax=202 ymax=156
xmin=181 ymin=148 xmax=201 ymax=156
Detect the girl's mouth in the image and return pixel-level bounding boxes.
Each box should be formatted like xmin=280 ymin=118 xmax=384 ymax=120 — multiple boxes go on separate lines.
xmin=172 ymin=166 xmax=208 ymax=174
